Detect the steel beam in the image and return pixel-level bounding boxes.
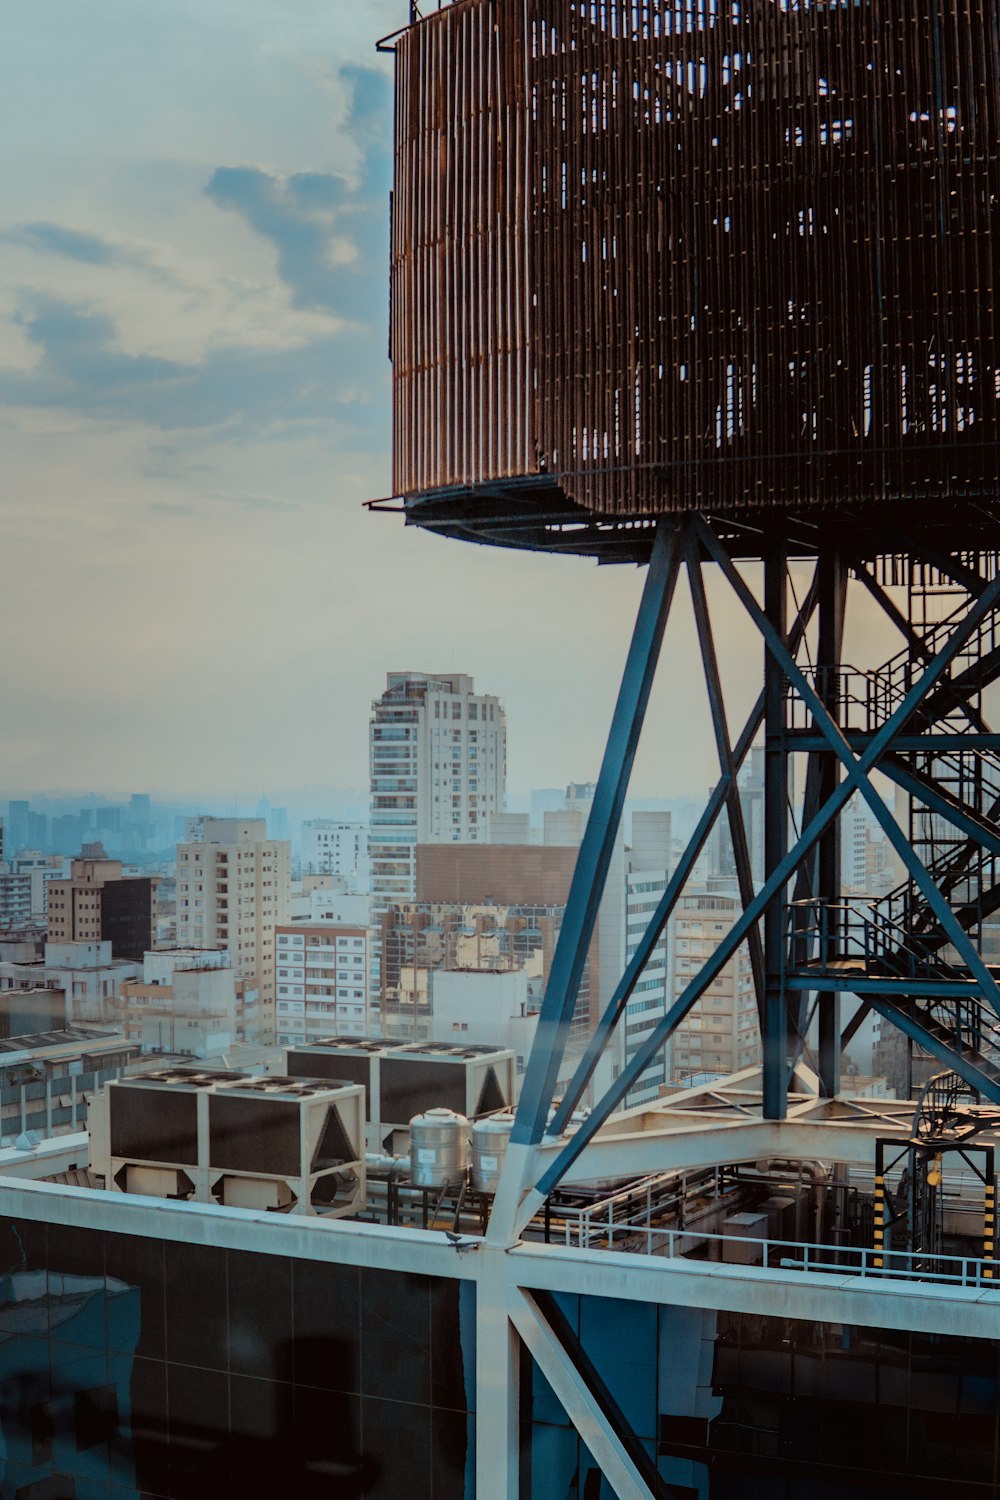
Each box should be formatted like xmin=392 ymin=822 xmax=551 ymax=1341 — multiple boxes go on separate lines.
xmin=763 ymin=535 xmax=790 ymax=1118
xmin=509 ymin=1289 xmax=658 ymax=1500
xmin=686 ymin=535 xmax=766 ymax=1023
xmin=511 ymin=520 xmax=682 ymax=1149
xmin=789 ymin=734 xmax=1000 ymax=752
xmin=816 ymin=539 xmax=848 ymax=1098
xmin=477 ymin=1276 xmax=519 ymax=1500
xmin=784 ymin=975 xmax=983 ymax=997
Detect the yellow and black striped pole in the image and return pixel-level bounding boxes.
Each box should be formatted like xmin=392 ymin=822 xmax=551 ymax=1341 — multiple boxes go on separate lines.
xmin=984 ymin=1181 xmax=995 ymax=1279
xmin=873 ymin=1173 xmax=885 ymax=1269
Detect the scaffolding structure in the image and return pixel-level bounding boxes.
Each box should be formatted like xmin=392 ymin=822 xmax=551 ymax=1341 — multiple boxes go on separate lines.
xmin=376 ymin=0 xmax=1000 ymax=1493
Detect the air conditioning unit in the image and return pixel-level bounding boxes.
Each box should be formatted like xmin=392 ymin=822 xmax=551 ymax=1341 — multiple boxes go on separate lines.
xmin=285 ymin=1036 xmax=515 ymax=1152
xmin=90 ymin=1067 xmax=365 ymax=1217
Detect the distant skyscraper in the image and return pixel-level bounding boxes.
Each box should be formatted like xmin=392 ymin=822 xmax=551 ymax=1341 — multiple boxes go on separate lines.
xmin=369 ymin=672 xmax=506 ymax=1006
xmin=6 ymin=802 xmax=28 ymax=858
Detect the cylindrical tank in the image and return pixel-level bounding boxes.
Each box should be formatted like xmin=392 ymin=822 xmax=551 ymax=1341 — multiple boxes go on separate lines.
xmin=409 ymin=1108 xmax=469 ymax=1189
xmin=470 ymin=1112 xmax=516 ymax=1194
xmin=392 ymin=0 xmax=1000 ymax=535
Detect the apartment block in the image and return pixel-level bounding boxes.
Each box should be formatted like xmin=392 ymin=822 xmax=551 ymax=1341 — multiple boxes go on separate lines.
xmin=301 ymin=821 xmax=369 ymax=879
xmin=669 ymin=891 xmax=761 ymax=1083
xmin=175 ymin=818 xmax=290 ymax=1041
xmin=275 ymin=923 xmax=370 ymax=1044
xmin=369 ymin=671 xmax=506 ymax=1001
xmin=47 ymin=856 xmax=157 ymax=961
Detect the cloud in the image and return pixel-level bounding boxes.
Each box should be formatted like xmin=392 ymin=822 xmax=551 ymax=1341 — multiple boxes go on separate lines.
xmin=0 ymin=65 xmax=391 ymax=437
xmin=1 ymin=222 xmax=131 ymax=267
xmin=205 ymin=65 xmax=390 ymax=318
xmin=0 ymin=291 xmax=388 ymax=436
xmin=0 ymin=221 xmax=190 ymax=293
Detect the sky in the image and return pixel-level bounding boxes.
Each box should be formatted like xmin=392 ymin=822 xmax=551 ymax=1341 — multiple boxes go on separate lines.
xmin=0 ymin=0 xmax=896 ymax=804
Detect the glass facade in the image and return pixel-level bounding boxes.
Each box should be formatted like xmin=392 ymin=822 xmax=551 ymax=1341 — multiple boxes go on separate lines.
xmin=521 ymin=1297 xmax=1000 ymax=1499
xmin=0 ymin=1216 xmax=474 ymax=1499
xmin=0 ymin=1210 xmax=997 ymax=1498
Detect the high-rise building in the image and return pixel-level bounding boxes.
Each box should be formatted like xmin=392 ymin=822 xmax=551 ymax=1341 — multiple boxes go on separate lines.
xmin=708 ymin=745 xmax=766 ymax=885
xmin=46 ymin=856 xmax=158 ymax=962
xmin=369 ymin=672 xmax=506 ymax=1004
xmin=175 ymin=818 xmax=290 ymax=1041
xmin=12 ymin=853 xmax=68 ymax=922
xmin=6 ymin=802 xmax=28 ymax=858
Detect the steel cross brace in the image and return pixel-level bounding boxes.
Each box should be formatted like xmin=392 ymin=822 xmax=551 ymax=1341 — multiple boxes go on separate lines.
xmin=865 ymin=999 xmax=1000 ymax=1102
xmin=697 ymin=519 xmax=1000 ymax=1023
xmin=685 ymin=532 xmax=766 ymax=1023
xmin=879 ymin=758 xmax=1000 ymax=860
xmin=510 ymin=1289 xmax=671 ymax=1500
xmin=547 ymin=574 xmax=818 ymax=1135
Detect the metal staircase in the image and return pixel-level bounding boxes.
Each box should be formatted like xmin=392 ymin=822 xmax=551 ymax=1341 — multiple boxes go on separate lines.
xmin=786 ymin=553 xmax=1000 ymax=1097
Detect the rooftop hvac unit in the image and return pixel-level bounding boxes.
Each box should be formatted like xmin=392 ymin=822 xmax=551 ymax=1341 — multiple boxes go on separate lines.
xmin=89 ymin=1069 xmax=365 ymax=1217
xmin=285 ymin=1036 xmax=515 ymax=1152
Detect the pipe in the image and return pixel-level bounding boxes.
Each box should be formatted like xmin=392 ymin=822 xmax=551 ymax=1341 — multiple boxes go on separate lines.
xmin=365 ymin=1151 xmax=411 ymax=1177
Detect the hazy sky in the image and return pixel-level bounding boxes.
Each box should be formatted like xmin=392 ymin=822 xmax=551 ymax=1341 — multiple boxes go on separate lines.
xmin=0 ymin=1 xmax=895 ymax=802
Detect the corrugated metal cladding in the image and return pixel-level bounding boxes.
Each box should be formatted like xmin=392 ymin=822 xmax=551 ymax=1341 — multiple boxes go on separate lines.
xmin=391 ymin=0 xmax=1000 ymax=519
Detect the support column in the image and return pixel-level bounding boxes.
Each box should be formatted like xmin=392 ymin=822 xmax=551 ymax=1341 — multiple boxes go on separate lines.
xmin=491 ymin=522 xmax=681 ymax=1247
xmin=476 ymin=1257 xmax=520 ymax=1500
xmin=817 ymin=538 xmax=847 ymax=1097
xmin=763 ymin=536 xmax=789 ymax=1119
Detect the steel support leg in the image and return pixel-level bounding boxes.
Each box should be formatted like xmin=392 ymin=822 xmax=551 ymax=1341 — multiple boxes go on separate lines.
xmin=763 ymin=536 xmax=789 ymax=1120
xmin=511 ymin=520 xmax=682 ymax=1148
xmin=476 ymin=1271 xmax=519 ymax=1500
xmin=491 ymin=522 xmax=681 ymax=1245
xmin=817 ymin=539 xmax=847 ymax=1097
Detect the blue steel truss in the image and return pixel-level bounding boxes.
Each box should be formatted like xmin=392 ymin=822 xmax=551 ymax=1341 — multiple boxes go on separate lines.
xmin=501 ymin=516 xmax=1000 ymax=1228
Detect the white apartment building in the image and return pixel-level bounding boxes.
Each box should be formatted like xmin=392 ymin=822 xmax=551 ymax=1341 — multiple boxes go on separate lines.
xmin=175 ymin=818 xmax=290 ymax=1042
xmin=12 ymin=853 xmax=69 ymax=922
xmin=0 ymin=873 xmax=33 ymax=932
xmin=369 ymin=672 xmax=506 ymax=1000
xmin=275 ymin=923 xmax=370 ymax=1044
xmin=841 ymin=797 xmax=895 ymax=897
xmin=0 ymin=940 xmax=140 ymax=1025
xmin=301 ymin=821 xmax=369 ymax=879
xmin=114 ymin=949 xmax=259 ymax=1055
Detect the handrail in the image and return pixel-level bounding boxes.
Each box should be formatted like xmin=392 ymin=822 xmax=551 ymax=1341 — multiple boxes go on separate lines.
xmin=557 ymin=1218 xmax=1000 ymax=1289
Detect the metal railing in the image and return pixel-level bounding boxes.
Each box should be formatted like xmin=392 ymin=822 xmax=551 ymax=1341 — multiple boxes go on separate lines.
xmin=786 ymin=896 xmax=964 ymax=982
xmin=786 ymin=896 xmax=1000 ymax=1073
xmin=556 ymin=1217 xmax=1000 ymax=1290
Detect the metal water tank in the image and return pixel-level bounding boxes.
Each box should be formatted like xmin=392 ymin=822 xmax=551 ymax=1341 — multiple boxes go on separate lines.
xmin=409 ymin=1108 xmax=469 ymax=1189
xmin=471 ymin=1112 xmax=515 ymax=1195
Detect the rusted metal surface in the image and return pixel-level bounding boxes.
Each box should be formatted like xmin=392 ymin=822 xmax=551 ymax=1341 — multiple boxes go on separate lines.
xmin=390 ymin=0 xmax=1000 ymax=527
